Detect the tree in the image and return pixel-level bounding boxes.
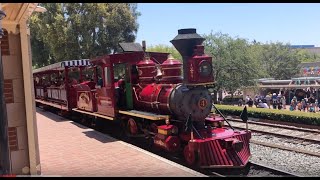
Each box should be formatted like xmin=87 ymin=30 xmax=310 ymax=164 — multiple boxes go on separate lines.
xmin=30 ymin=3 xmax=141 ymax=68
xmin=203 ymin=31 xmax=263 ymax=101
xmin=296 ymin=49 xmax=319 ymax=63
xmin=147 ymin=44 xmax=182 ymax=60
xmin=258 ymin=42 xmax=302 ymax=80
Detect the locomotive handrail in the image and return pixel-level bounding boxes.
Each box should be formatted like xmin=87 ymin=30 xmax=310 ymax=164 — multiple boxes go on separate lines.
xmin=212 ymin=103 xmax=235 ymax=131
xmin=185 ymin=113 xmax=204 ymax=139
xmin=132 ymin=86 xmax=158 ymax=105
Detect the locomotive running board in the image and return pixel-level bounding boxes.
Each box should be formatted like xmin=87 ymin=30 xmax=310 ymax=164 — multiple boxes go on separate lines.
xmin=72 ymin=108 xmax=114 ymax=121
xmin=118 ymin=110 xmax=169 ymax=121
xmin=35 ymin=99 xmax=68 ymax=110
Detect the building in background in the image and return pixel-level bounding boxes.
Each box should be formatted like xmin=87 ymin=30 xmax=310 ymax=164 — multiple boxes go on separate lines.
xmin=239 ymin=45 xmax=320 ymax=103
xmin=290 ymin=45 xmax=320 ymax=57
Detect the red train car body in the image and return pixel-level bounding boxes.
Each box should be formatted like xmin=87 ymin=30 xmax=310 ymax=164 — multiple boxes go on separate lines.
xmin=33 ymin=28 xmax=251 ymax=168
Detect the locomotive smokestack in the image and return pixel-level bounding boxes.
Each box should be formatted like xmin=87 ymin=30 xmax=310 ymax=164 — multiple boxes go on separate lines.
xmin=170 ymin=28 xmax=205 ymax=57
xmin=170 ymin=28 xmax=205 ymax=83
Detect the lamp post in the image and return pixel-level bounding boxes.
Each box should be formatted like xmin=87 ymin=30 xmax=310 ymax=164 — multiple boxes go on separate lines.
xmin=0 ymin=5 xmax=10 ymax=174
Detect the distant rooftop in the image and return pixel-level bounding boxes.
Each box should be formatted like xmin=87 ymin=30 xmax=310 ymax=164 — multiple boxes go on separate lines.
xmin=290 ymin=45 xmax=315 ymax=49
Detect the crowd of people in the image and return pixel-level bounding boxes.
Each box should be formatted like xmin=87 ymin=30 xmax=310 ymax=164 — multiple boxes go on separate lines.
xmin=238 ymin=93 xmax=319 ymax=113
xmin=289 ymin=96 xmax=318 ymax=112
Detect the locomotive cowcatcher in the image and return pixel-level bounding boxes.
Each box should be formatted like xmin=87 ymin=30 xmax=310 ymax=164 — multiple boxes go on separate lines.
xmin=33 ymin=28 xmax=251 ymax=168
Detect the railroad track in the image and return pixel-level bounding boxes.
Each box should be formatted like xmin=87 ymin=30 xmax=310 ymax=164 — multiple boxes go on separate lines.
xmin=226 ymin=118 xmax=320 ymax=158
xmin=227 ymin=117 xmax=320 ymax=133
xmin=203 ymin=161 xmax=300 ymax=177
xmin=245 ymin=161 xmax=301 ymax=177
xmin=226 ymin=118 xmax=320 ymax=143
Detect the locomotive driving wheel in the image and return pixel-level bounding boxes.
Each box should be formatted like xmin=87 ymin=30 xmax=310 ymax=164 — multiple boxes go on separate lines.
xmin=81 ymin=117 xmax=86 ymax=124
xmin=127 ymin=118 xmax=138 ymax=135
xmin=183 ymin=145 xmax=198 ymax=166
xmin=149 ymin=123 xmax=158 ymax=133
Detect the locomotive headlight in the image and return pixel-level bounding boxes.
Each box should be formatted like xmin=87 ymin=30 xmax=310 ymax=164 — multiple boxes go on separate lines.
xmin=198 ymin=60 xmax=212 ymax=77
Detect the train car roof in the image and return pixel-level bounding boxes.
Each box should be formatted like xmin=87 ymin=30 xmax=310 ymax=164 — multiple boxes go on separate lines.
xmin=90 ymin=51 xmax=170 ymax=66
xmin=33 ymin=59 xmax=91 ymax=74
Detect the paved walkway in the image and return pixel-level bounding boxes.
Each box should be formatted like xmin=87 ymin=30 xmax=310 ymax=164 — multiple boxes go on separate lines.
xmin=36 ymin=108 xmax=206 ymax=177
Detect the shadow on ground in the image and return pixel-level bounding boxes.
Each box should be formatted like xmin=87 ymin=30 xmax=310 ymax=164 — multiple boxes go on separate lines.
xmin=82 ymin=130 xmax=118 ymax=143
xmin=36 ymin=108 xmax=69 ymax=123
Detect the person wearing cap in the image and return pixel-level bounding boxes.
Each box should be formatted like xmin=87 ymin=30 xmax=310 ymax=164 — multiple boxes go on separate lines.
xmin=291 ymin=96 xmax=297 ymax=110
xmin=277 ymin=94 xmax=282 ymax=110
xmin=265 ymin=93 xmax=271 ymax=109
xmin=272 ymin=93 xmax=277 ymax=109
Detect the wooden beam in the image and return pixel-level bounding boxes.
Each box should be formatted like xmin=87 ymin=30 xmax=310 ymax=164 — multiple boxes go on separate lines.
xmin=15 ymin=3 xmax=28 ymax=23
xmin=20 ymin=22 xmax=41 ymax=175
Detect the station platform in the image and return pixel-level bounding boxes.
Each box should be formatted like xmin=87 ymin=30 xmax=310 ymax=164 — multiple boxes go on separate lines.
xmin=36 ymin=108 xmax=206 ymax=177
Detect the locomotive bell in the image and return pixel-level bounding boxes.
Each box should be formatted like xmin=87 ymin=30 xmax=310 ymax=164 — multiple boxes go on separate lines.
xmin=155 ymin=65 xmax=163 ymax=79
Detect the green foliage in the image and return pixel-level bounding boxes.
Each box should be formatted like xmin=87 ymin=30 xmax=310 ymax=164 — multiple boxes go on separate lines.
xmin=202 ymin=31 xmax=310 ymax=102
xmin=30 ymin=3 xmax=140 ymax=68
xmin=256 ymin=42 xmax=302 ymax=80
xmin=215 ymin=105 xmax=320 ymax=126
xmin=203 ymin=32 xmax=263 ymax=96
xmin=147 ymin=44 xmax=182 ymax=60
xmin=296 ymin=49 xmax=320 ymax=63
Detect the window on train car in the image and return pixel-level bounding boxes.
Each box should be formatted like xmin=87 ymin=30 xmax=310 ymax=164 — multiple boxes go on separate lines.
xmin=97 ymin=66 xmax=103 ymax=87
xmin=68 ymin=68 xmax=80 ymax=80
xmin=113 ymin=63 xmax=126 ymax=81
xmin=83 ymin=67 xmax=94 ymax=81
xmin=131 ymin=65 xmax=138 ymax=84
xmin=105 ymin=67 xmax=111 ymax=85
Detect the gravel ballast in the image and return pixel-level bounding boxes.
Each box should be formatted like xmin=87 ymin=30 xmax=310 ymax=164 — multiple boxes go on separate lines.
xmin=250 ymin=143 xmax=320 ymax=176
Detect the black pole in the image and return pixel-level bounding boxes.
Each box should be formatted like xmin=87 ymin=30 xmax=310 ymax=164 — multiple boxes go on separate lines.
xmin=212 ymin=103 xmax=235 ymax=130
xmin=0 ymin=38 xmax=10 ymax=174
xmin=0 ymin=7 xmax=10 ymax=173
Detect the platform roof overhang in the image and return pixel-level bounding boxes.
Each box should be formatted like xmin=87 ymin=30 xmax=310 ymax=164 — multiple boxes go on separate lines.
xmin=33 ymin=59 xmax=91 ymax=74
xmin=259 ymin=85 xmax=320 ymax=89
xmin=1 ymin=3 xmax=46 ymax=25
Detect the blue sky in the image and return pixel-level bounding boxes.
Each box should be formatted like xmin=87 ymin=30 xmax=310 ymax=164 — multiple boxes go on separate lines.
xmin=135 ymin=3 xmax=320 ymax=47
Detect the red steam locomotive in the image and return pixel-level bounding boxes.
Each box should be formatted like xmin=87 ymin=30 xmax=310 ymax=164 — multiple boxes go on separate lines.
xmin=33 ymin=28 xmax=251 ymax=168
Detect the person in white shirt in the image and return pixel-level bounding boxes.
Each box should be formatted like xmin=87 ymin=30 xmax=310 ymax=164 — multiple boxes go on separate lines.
xmin=245 ymin=95 xmax=250 ymax=104
xmin=281 ymin=96 xmax=286 ymax=109
xmin=258 ymin=100 xmax=269 ymax=108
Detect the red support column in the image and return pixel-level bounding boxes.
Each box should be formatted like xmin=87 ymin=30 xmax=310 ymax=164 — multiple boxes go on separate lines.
xmin=79 ymin=67 xmax=84 ymax=83
xmin=94 ymin=66 xmax=98 ymax=83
